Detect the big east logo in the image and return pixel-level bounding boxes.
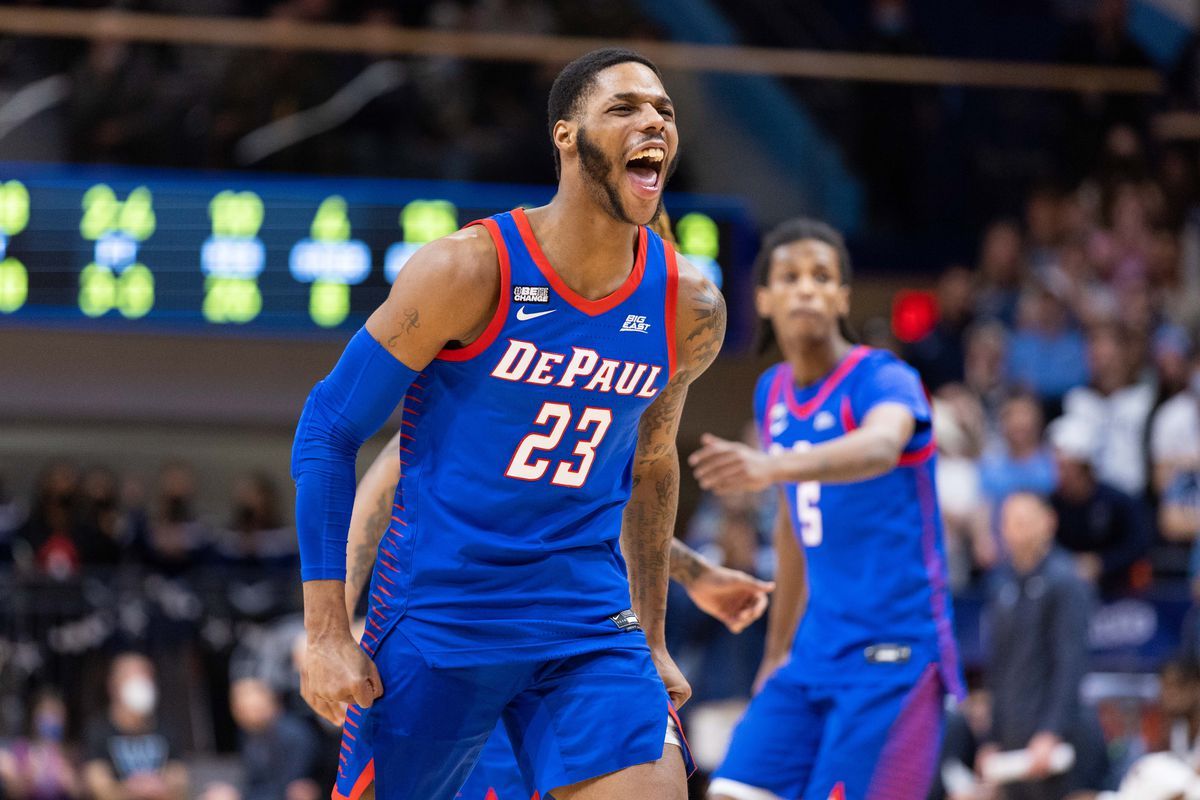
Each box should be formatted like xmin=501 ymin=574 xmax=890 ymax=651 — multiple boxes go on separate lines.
xmin=490 ymin=339 xmax=663 ymax=397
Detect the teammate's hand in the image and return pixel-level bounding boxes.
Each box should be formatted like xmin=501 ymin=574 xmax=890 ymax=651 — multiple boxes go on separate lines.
xmin=688 ymin=434 xmax=776 ymax=494
xmin=300 ymin=631 xmax=383 ymax=725
xmin=686 ymin=565 xmax=774 ymax=634
xmin=650 ymin=647 xmax=692 ymax=709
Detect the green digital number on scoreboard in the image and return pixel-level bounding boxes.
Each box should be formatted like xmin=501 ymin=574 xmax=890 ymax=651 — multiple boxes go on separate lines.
xmin=385 ymin=199 xmax=458 ymax=282
xmin=289 ymin=196 xmax=371 ymax=328
xmin=78 ymin=184 xmax=157 ymax=319
xmin=0 ymin=180 xmax=30 ymax=314
xmin=202 ymin=190 xmax=266 ymax=324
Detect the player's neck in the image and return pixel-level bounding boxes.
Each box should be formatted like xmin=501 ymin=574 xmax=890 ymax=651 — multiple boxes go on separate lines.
xmin=784 ymin=335 xmax=853 ymax=386
xmin=525 ymin=193 xmax=641 ymax=300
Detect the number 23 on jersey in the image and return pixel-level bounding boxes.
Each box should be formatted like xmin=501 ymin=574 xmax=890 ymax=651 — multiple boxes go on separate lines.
xmin=771 ymin=441 xmax=823 ymax=546
xmin=506 ymin=401 xmax=612 ymax=488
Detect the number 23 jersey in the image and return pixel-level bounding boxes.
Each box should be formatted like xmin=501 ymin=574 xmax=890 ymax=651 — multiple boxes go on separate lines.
xmin=362 ymin=208 xmax=678 ymax=668
xmin=755 ymin=348 xmax=964 ymax=697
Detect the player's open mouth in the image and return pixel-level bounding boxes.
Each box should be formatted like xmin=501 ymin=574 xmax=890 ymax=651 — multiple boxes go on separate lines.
xmin=625 ymin=145 xmax=665 ymax=198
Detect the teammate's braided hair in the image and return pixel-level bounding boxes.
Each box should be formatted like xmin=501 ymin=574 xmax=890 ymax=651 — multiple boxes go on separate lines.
xmin=753 ymin=218 xmax=854 ymax=355
xmin=547 ymin=48 xmax=663 ymax=179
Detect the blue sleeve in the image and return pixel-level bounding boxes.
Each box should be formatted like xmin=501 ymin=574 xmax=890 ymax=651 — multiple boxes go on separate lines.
xmin=753 ymin=365 xmax=779 ymax=443
xmin=851 ymin=356 xmax=932 ymax=450
xmin=291 ymin=327 xmax=418 ymax=582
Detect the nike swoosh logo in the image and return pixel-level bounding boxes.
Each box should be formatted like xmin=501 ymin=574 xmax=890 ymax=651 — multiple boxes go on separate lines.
xmin=516 ymin=306 xmax=556 ymax=321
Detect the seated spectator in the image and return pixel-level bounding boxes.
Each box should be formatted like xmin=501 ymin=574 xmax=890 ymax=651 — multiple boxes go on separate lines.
xmin=212 ymin=472 xmax=295 ymax=572
xmin=978 ymin=493 xmax=1109 ymax=800
xmin=1152 ymin=331 xmax=1200 ymax=544
xmin=963 ymin=321 xmax=1010 ymax=446
xmin=0 ymin=689 xmax=81 ymax=800
xmin=226 ymin=677 xmax=320 ymax=800
xmin=1048 ymin=417 xmax=1152 ymax=595
xmin=1006 ymin=283 xmax=1089 ymax=414
xmin=1159 ymin=658 xmax=1200 ymax=767
xmin=1062 ymin=321 xmax=1157 ymax=498
xmin=904 ymin=265 xmax=976 ymax=391
xmin=75 ymin=466 xmax=130 ymax=568
xmin=136 ymin=462 xmax=209 ymax=576
xmin=13 ymin=461 xmax=81 ymax=580
xmin=82 ymin=653 xmax=187 ymax=800
xmin=979 ymin=393 xmax=1058 ymax=540
xmin=933 ymin=386 xmax=995 ymax=583
xmin=975 ymin=219 xmax=1026 ymax=327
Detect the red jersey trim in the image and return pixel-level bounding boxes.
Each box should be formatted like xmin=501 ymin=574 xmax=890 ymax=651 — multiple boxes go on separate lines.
xmin=436 ymin=217 xmax=511 ymax=362
xmin=331 ymin=758 xmax=374 ymax=800
xmin=664 ymin=241 xmax=679 ymax=378
xmin=783 ymin=346 xmax=871 ymax=419
xmin=898 ymin=439 xmax=937 ymax=467
xmin=510 ymin=207 xmax=647 ymax=317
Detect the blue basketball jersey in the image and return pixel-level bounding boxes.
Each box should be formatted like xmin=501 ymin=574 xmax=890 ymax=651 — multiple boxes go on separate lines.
xmin=361 ymin=208 xmax=678 ymax=668
xmin=755 ymin=347 xmax=964 ymax=698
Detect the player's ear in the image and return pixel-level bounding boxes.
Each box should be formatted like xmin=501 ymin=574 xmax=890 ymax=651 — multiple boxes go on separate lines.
xmin=553 ymin=119 xmax=576 ymax=160
xmin=835 ymin=285 xmax=851 ymax=318
xmin=754 ymin=285 xmax=773 ymax=319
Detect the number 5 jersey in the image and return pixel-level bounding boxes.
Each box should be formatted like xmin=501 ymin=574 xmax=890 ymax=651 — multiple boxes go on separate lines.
xmin=362 ymin=208 xmax=678 ymax=669
xmin=755 ymin=348 xmax=964 ymax=697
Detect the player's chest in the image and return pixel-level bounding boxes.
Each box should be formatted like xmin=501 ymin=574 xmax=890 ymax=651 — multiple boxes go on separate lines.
xmin=767 ymin=389 xmax=854 ymax=450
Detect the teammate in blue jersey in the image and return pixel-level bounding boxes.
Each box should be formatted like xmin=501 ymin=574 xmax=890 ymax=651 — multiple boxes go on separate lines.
xmin=689 ymin=219 xmax=964 ymax=800
xmin=292 ymin=48 xmax=727 ymax=800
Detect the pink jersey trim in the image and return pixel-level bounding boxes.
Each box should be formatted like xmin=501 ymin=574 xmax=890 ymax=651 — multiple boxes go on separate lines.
xmin=782 ymin=346 xmax=870 ymax=419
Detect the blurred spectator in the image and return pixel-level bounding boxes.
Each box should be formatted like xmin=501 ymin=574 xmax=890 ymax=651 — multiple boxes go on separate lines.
xmin=75 ymin=467 xmax=131 ymax=568
xmin=1062 ymin=322 xmax=1156 ymax=498
xmin=135 ymin=462 xmax=209 ymax=576
xmin=1151 ymin=341 xmax=1200 ymax=499
xmin=978 ymin=493 xmax=1108 ymax=800
xmin=979 ymin=392 xmax=1057 ymax=510
xmin=905 ymin=265 xmax=976 ymax=391
xmin=933 ymin=387 xmax=994 ymax=585
xmin=0 ymin=689 xmax=81 ymax=800
xmin=1048 ymin=417 xmax=1152 ymax=596
xmin=1006 ymin=285 xmax=1089 ymax=413
xmin=212 ymin=473 xmax=295 ymax=572
xmin=963 ymin=321 xmax=1010 ymax=443
xmin=210 ymin=677 xmax=320 ymax=800
xmin=1159 ymin=658 xmax=1200 ymax=767
xmin=975 ymin=220 xmax=1026 ymax=326
xmin=82 ymin=653 xmax=187 ymax=800
xmin=14 ymin=462 xmax=81 ymax=580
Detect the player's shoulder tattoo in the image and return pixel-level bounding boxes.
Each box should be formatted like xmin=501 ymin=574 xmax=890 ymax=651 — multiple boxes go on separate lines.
xmin=675 ymin=261 xmax=726 ymax=384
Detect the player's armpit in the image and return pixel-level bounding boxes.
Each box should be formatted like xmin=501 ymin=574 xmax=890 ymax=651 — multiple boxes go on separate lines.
xmin=364 ymin=225 xmax=500 ymax=370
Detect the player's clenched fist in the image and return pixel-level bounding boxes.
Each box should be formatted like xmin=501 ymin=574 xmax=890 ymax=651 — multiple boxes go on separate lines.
xmin=301 ymin=633 xmax=383 ymax=718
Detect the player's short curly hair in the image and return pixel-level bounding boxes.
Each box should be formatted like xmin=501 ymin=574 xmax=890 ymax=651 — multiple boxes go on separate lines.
xmin=547 ymin=48 xmax=663 ymax=178
xmin=753 ymin=218 xmax=855 ymax=354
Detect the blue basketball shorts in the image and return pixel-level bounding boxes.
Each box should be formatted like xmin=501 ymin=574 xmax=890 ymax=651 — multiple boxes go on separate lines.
xmin=709 ymin=664 xmax=945 ymax=800
xmin=333 ymin=628 xmax=693 ymax=800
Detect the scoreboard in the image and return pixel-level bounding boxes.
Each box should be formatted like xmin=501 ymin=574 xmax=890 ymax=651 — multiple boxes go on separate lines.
xmin=0 ymin=163 xmax=755 ymax=339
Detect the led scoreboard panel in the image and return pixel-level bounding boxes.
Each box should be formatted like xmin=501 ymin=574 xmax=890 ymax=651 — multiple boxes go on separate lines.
xmin=0 ymin=163 xmax=754 ymax=338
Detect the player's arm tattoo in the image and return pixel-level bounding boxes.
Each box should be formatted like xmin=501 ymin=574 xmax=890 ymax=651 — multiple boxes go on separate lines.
xmin=622 ymin=270 xmax=726 ymax=642
xmin=384 ymin=308 xmax=420 ymax=349
xmin=669 ymin=538 xmax=707 ymax=588
xmin=343 ymin=432 xmax=403 ymax=617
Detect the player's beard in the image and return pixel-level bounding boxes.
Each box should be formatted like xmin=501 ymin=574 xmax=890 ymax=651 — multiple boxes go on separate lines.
xmin=576 ymin=126 xmax=679 ymax=227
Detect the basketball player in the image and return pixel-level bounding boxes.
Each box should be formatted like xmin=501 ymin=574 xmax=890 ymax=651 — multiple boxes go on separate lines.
xmin=688 ymin=219 xmax=964 ymax=800
xmin=292 ymin=48 xmax=725 ymax=799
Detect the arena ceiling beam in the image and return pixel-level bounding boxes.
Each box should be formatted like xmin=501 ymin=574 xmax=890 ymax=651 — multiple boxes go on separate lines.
xmin=0 ymin=6 xmax=1163 ymax=95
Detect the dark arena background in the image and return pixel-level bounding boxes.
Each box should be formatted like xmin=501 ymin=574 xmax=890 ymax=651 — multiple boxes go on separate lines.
xmin=0 ymin=1 xmax=1198 ymax=799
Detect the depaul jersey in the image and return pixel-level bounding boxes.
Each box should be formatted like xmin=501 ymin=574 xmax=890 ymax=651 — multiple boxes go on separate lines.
xmin=362 ymin=208 xmax=678 ymax=668
xmin=755 ymin=347 xmax=964 ymax=698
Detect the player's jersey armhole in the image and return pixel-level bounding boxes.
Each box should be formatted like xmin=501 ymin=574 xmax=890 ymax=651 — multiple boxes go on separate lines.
xmin=664 ymin=240 xmax=679 ymax=379
xmin=436 ymin=217 xmax=511 ymax=362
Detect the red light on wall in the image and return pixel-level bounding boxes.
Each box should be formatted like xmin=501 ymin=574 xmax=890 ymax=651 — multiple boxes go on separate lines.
xmin=892 ymin=290 xmax=938 ymax=343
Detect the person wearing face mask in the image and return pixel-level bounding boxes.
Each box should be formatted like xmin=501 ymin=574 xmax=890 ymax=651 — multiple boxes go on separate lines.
xmin=82 ymin=653 xmax=187 ymax=800
xmin=0 ymin=690 xmax=81 ymax=800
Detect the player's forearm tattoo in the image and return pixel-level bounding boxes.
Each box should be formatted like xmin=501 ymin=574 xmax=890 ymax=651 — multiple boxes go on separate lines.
xmin=669 ymin=538 xmax=706 ymax=587
xmin=346 ymin=488 xmax=389 ymax=610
